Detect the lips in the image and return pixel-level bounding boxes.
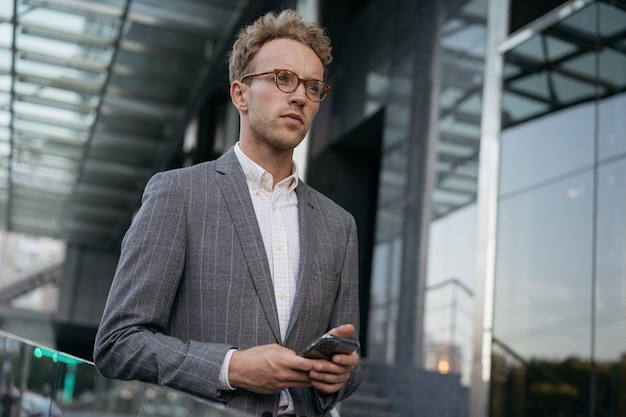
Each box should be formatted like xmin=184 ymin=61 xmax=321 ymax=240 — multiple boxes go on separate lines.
xmin=283 ymin=112 xmax=304 ymax=124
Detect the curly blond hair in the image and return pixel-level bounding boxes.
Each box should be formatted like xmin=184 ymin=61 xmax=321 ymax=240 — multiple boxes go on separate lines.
xmin=228 ymin=9 xmax=332 ymax=83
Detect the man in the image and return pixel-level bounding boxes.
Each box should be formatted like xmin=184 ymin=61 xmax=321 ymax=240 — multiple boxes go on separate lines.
xmin=93 ymin=9 xmax=361 ymax=417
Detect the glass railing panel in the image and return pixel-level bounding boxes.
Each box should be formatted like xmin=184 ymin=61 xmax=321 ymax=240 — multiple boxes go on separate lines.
xmin=0 ymin=329 xmax=251 ymax=417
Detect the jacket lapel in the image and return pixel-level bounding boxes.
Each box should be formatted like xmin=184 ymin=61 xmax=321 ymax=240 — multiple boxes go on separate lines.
xmin=286 ymin=182 xmax=316 ymax=339
xmin=214 ymin=149 xmax=282 ymax=343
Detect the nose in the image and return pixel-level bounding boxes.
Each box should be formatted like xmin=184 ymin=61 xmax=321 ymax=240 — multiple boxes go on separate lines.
xmin=289 ymin=81 xmax=307 ymax=105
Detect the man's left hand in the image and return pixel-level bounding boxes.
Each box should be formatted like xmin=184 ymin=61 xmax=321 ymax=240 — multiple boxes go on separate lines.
xmin=307 ymin=324 xmax=360 ymax=394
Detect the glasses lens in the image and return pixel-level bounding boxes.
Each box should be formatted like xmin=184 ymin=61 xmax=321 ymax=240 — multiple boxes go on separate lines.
xmin=274 ymin=70 xmax=328 ymax=102
xmin=306 ymin=81 xmax=327 ymax=102
xmin=276 ymin=71 xmax=298 ymax=91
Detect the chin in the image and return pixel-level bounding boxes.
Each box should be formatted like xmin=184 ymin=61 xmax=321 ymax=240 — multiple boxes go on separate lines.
xmin=276 ymin=141 xmax=303 ymax=152
xmin=273 ymin=135 xmax=306 ymax=151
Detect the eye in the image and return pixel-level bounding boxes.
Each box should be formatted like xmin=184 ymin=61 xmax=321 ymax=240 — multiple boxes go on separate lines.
xmin=307 ymin=82 xmax=322 ymax=95
xmin=276 ymin=71 xmax=294 ymax=85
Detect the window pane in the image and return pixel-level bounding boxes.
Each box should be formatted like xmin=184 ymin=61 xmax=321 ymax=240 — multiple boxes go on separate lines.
xmin=595 ymin=157 xmax=626 ymax=416
xmin=598 ymin=94 xmax=626 ymax=162
xmin=499 ymin=102 xmax=595 ymax=196
xmin=491 ymin=171 xmax=593 ymax=417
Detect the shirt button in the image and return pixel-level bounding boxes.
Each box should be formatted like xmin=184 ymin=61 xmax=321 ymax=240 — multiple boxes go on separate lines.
xmin=276 ymin=245 xmax=283 ymax=251
xmin=279 ymin=292 xmax=286 ymax=300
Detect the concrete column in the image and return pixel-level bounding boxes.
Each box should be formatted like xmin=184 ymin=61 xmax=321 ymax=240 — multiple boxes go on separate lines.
xmin=394 ymin=0 xmax=443 ymax=368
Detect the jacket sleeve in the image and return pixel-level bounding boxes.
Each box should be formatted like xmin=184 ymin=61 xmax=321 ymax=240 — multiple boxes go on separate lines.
xmin=93 ymin=171 xmax=234 ymax=402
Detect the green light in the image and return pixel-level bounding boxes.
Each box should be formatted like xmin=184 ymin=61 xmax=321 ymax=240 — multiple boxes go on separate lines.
xmin=33 ymin=346 xmax=59 ymax=362
xmin=33 ymin=346 xmax=82 ymax=364
xmin=33 ymin=346 xmax=57 ymax=361
xmin=34 ymin=347 xmax=43 ymax=358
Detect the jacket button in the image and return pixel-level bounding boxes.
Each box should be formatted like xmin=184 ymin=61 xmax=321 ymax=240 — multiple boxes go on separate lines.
xmin=261 ymin=412 xmax=272 ymax=417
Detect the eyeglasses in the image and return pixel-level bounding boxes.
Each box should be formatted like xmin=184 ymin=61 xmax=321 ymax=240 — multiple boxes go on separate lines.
xmin=240 ymin=69 xmax=331 ymax=102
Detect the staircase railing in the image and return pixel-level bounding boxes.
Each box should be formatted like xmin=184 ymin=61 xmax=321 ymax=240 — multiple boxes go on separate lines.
xmin=0 ymin=263 xmax=63 ymax=305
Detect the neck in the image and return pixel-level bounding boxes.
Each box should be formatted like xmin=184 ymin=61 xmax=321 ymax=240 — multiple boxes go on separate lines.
xmin=238 ymin=140 xmax=294 ymax=186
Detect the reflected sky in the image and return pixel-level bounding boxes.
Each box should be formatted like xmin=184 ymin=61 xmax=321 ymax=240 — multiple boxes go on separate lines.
xmin=499 ymin=101 xmax=595 ymax=196
xmin=425 ymin=204 xmax=477 ymax=384
xmin=595 ymin=158 xmax=626 ymax=361
xmin=495 ymin=170 xmax=594 ymax=361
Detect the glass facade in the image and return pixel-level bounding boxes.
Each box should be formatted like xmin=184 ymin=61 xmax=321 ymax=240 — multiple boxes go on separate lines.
xmin=310 ymin=0 xmax=488 ymax=415
xmin=1 ymin=0 xmax=625 ymax=416
xmin=491 ymin=1 xmax=626 ymax=416
xmin=424 ymin=0 xmax=486 ymax=387
xmin=327 ymin=0 xmax=487 ymax=369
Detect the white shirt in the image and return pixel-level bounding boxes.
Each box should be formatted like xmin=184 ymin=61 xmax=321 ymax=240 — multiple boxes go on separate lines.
xmin=235 ymin=143 xmax=300 ymax=338
xmin=219 ymin=143 xmax=300 ymax=412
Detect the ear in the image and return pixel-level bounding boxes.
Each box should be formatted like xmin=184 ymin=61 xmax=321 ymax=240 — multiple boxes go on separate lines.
xmin=230 ymin=81 xmax=248 ymax=112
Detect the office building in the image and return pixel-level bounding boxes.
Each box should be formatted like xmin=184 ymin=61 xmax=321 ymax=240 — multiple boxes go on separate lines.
xmin=0 ymin=0 xmax=624 ymax=415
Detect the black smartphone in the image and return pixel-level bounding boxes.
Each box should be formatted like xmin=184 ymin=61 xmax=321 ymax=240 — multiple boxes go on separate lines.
xmin=299 ymin=334 xmax=360 ymax=360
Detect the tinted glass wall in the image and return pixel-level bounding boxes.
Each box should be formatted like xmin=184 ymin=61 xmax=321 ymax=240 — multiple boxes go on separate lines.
xmin=320 ymin=0 xmax=486 ymax=365
xmin=492 ymin=1 xmax=626 ymax=415
xmin=311 ymin=0 xmax=487 ymax=415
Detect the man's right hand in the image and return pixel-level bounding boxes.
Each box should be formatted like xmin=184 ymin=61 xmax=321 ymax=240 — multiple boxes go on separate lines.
xmin=228 ymin=344 xmax=315 ymax=394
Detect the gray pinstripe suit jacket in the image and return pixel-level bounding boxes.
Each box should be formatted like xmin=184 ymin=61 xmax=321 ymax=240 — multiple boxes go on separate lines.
xmin=93 ymin=148 xmax=361 ymax=417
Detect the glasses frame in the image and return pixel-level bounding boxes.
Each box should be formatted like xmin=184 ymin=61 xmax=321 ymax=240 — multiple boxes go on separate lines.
xmin=239 ymin=69 xmax=331 ymax=102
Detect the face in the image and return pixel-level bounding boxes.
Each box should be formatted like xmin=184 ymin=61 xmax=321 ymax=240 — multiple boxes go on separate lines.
xmin=232 ymin=38 xmax=324 ymax=153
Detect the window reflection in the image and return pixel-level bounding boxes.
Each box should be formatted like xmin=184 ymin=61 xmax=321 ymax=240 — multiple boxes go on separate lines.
xmin=492 ymin=170 xmax=594 ymax=416
xmin=493 ymin=1 xmax=626 ymax=414
xmin=496 ymin=171 xmax=594 ymax=361
xmin=425 ymin=205 xmax=477 ymax=385
xmin=368 ymin=237 xmax=402 ymax=363
xmin=499 ymin=102 xmax=594 ymax=196
xmin=502 ymin=2 xmax=626 ymax=131
xmin=598 ymin=94 xmax=626 ymax=161
xmin=596 ymin=158 xmax=626 ymax=412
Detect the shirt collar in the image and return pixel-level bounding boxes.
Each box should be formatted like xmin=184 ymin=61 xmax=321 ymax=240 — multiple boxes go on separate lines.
xmin=234 ymin=142 xmax=299 ymax=194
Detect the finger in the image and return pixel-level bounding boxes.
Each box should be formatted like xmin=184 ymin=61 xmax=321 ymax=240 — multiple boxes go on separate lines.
xmin=289 ymin=354 xmax=318 ymax=372
xmin=308 ymin=351 xmax=358 ymax=374
xmin=310 ymin=368 xmax=349 ymax=384
xmin=311 ymin=359 xmax=355 ymax=379
xmin=311 ymin=380 xmax=336 ymax=394
xmin=310 ymin=378 xmax=346 ymax=394
xmin=326 ymin=323 xmax=355 ymax=338
xmin=332 ymin=350 xmax=360 ymax=366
